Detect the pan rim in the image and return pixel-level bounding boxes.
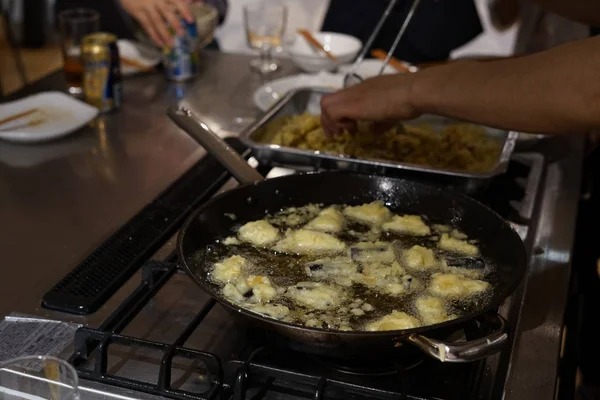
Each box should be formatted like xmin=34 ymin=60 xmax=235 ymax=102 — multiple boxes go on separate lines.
xmin=177 ymin=170 xmax=528 ymax=338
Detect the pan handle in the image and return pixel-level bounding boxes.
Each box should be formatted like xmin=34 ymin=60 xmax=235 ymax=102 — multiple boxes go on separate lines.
xmin=167 ymin=107 xmax=265 ymax=185
xmin=403 ymin=315 xmax=508 ymax=362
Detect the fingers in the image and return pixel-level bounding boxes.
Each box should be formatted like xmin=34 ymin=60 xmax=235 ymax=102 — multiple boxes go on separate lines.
xmin=320 ymin=95 xmax=340 ymax=137
xmin=136 ymin=12 xmax=166 ymax=47
xmin=170 ymin=0 xmax=194 ymax=23
xmin=146 ymin=5 xmax=173 ymax=46
xmin=157 ymin=1 xmax=185 ymax=37
xmin=321 ymin=91 xmax=358 ymax=136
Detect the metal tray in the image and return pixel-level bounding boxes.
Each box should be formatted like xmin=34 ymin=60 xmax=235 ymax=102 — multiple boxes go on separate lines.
xmin=240 ymin=89 xmax=518 ymax=193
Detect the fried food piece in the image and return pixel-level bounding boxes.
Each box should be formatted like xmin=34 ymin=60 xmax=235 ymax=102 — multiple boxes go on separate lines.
xmin=238 ymin=220 xmax=280 ymax=247
xmin=212 ymin=255 xmax=247 ymax=284
xmin=383 ymin=215 xmax=431 ymax=236
xmin=415 ymin=296 xmax=456 ymax=324
xmin=439 ymin=233 xmax=479 ymax=256
xmin=305 ymin=207 xmax=345 ymax=233
xmin=274 ymin=229 xmax=346 ymax=255
xmin=365 ymin=311 xmax=421 ymax=331
xmin=404 ymin=245 xmax=438 ymax=270
xmin=286 ymin=282 xmax=345 ymax=310
xmin=343 ymin=201 xmax=392 ymax=226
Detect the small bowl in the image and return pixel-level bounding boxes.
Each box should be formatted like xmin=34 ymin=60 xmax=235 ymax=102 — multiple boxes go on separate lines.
xmin=289 ymin=32 xmax=362 ymax=73
xmin=190 ymin=3 xmax=218 ymax=48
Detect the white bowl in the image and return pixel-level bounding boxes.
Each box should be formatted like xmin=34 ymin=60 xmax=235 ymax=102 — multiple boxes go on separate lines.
xmin=289 ymin=32 xmax=362 ymax=73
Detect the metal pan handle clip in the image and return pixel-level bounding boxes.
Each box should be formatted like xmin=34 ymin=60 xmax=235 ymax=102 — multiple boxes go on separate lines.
xmin=404 ymin=315 xmax=508 ymax=362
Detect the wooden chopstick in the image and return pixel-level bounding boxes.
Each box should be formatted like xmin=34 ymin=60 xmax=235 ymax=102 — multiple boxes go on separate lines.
xmin=370 ymin=49 xmax=412 ymax=72
xmin=297 ymin=29 xmax=338 ymax=62
xmin=120 ymin=57 xmax=155 ymax=72
xmin=0 ymin=108 xmax=40 ymax=127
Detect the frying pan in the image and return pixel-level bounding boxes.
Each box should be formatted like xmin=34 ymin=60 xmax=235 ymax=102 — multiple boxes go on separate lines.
xmin=167 ymin=107 xmax=528 ymax=363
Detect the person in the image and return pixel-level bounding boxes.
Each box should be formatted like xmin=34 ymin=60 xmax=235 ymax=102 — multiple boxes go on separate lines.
xmin=54 ymin=0 xmax=227 ymax=48
xmin=320 ymin=0 xmax=484 ymax=64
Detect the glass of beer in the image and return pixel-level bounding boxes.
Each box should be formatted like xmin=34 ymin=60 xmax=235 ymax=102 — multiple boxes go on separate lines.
xmin=244 ymin=2 xmax=287 ymax=74
xmin=58 ymin=8 xmax=100 ymax=95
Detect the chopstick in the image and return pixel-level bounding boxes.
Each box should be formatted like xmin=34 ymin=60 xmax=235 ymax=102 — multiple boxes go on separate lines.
xmin=0 ymin=108 xmax=40 ymax=127
xmin=370 ymin=49 xmax=412 ymax=73
xmin=297 ymin=29 xmax=338 ymax=62
xmin=120 ymin=57 xmax=155 ymax=72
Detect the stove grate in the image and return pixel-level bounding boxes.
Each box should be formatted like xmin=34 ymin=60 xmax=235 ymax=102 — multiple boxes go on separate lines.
xmin=69 ymin=261 xmax=224 ymax=400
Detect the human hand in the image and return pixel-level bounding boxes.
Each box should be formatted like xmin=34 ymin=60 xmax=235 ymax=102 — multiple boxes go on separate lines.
xmin=320 ymin=73 xmax=422 ymax=136
xmin=120 ymin=0 xmax=194 ymax=46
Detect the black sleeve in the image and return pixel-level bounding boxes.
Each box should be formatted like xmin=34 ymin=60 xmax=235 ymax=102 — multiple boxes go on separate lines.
xmin=321 ymin=0 xmax=483 ymax=63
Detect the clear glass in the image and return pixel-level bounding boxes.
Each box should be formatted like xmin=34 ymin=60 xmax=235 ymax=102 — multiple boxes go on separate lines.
xmin=58 ymin=8 xmax=100 ymax=96
xmin=0 ymin=355 xmax=79 ymax=400
xmin=244 ymin=3 xmax=287 ymax=74
xmin=189 ymin=3 xmax=219 ymax=49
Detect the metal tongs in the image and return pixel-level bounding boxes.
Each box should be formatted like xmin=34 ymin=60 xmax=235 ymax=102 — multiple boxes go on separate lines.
xmin=343 ymin=0 xmax=422 ymax=88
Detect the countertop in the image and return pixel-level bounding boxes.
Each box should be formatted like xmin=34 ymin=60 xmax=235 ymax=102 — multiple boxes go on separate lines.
xmin=0 ymin=52 xmax=297 ymax=318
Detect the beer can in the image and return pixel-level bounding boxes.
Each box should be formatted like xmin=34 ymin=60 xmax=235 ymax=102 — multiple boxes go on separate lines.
xmin=82 ymin=33 xmax=123 ymax=112
xmin=163 ymin=19 xmax=200 ymax=81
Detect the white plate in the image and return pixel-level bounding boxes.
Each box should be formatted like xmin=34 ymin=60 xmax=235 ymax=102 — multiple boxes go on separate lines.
xmin=0 ymin=92 xmax=98 ymax=143
xmin=253 ymin=71 xmax=345 ymax=112
xmin=117 ymin=39 xmax=161 ymax=76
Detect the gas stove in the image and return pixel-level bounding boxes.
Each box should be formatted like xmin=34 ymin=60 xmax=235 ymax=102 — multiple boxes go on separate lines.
xmin=0 ymin=137 xmax=583 ymax=400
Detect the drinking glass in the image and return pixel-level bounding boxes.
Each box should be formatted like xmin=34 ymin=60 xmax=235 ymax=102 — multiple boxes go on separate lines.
xmin=58 ymin=8 xmax=100 ymax=96
xmin=244 ymin=3 xmax=287 ymax=74
xmin=0 ymin=355 xmax=79 ymax=400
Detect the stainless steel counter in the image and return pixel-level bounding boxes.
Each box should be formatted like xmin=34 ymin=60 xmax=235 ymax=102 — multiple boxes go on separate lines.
xmin=0 ymin=52 xmax=297 ymax=319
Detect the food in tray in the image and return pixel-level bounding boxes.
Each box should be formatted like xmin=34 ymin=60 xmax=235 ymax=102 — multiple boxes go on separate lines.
xmin=203 ymin=202 xmax=494 ymax=332
xmin=259 ymin=113 xmax=502 ymax=172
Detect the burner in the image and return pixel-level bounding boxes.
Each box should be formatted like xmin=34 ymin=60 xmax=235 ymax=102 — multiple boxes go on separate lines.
xmin=307 ymin=353 xmax=424 ymax=376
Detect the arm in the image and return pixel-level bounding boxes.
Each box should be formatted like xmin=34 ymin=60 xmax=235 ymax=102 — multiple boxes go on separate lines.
xmin=321 ymin=36 xmax=600 ymax=135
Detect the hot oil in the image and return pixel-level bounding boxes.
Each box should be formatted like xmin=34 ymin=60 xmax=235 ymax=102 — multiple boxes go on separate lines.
xmin=198 ymin=204 xmax=498 ymax=331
